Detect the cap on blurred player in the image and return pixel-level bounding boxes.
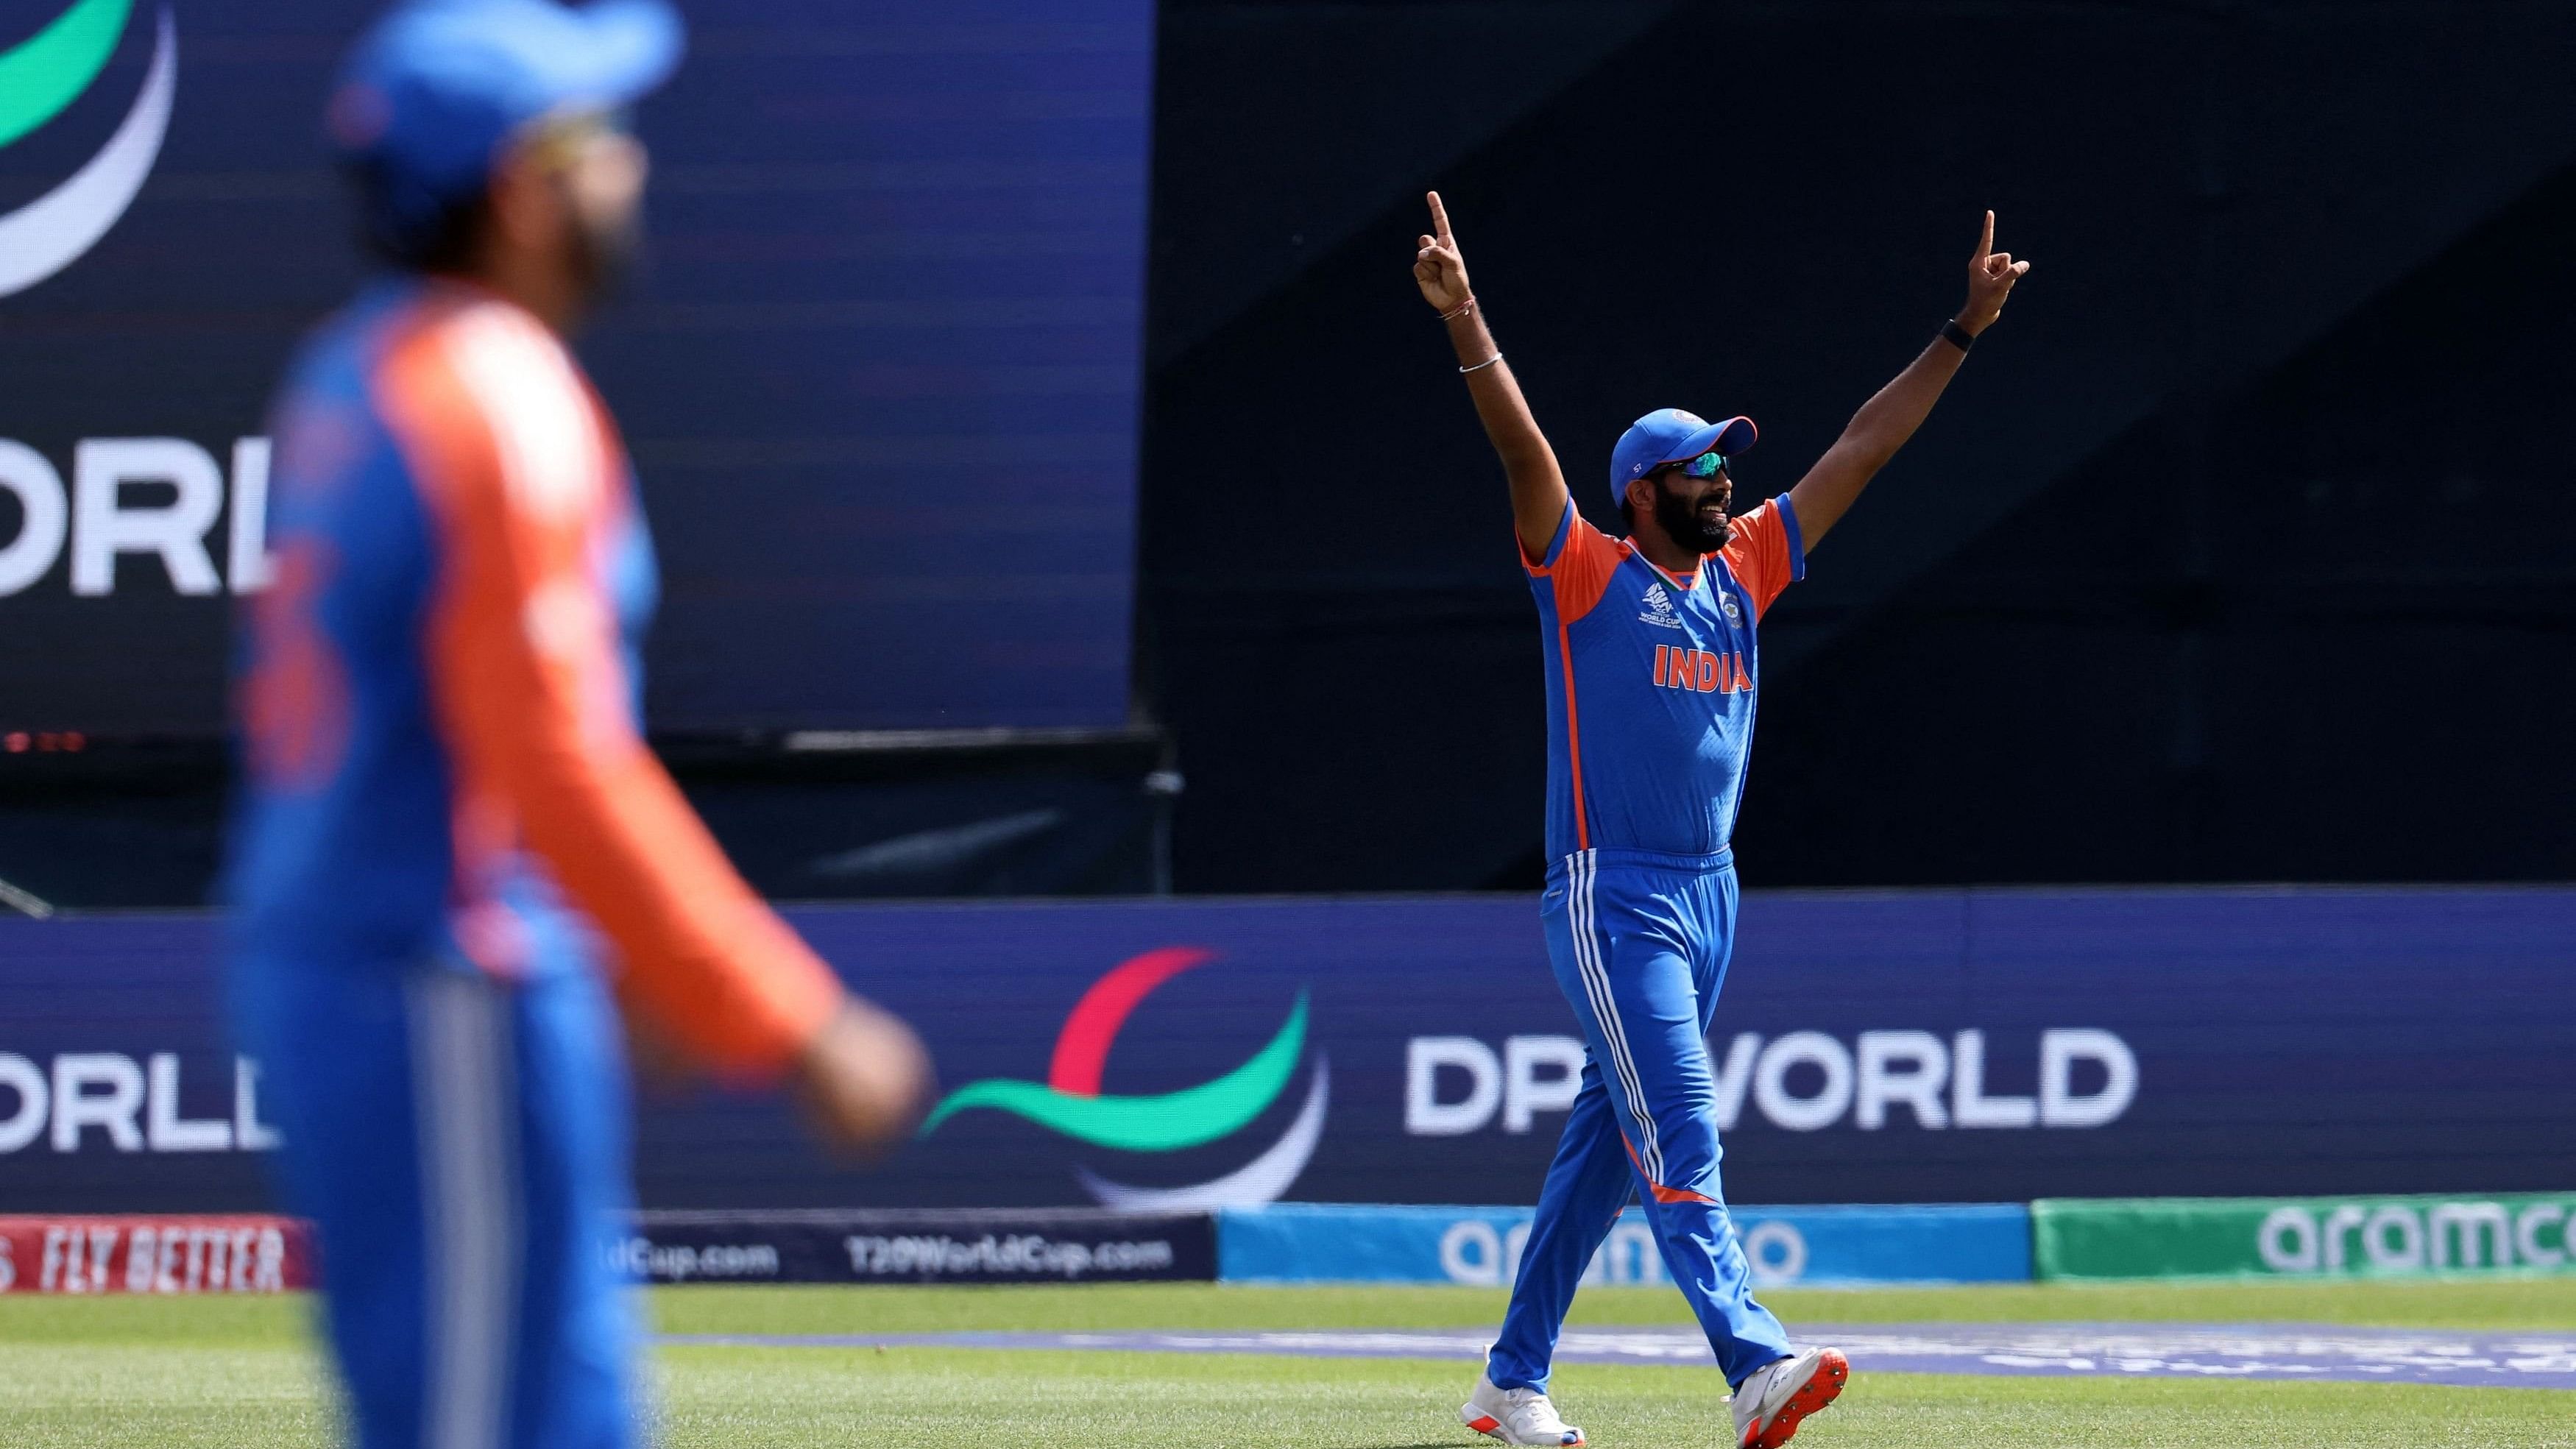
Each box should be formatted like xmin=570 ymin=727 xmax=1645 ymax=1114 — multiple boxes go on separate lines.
xmin=325 ymin=0 xmax=683 ymax=260
xmin=1609 ymin=408 xmax=1758 ymax=505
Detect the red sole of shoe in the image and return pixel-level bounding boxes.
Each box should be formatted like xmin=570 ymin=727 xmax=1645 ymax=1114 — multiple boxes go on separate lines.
xmin=1744 ymin=1349 xmax=1850 ymax=1449
xmin=1465 ymin=1413 xmax=1584 ymax=1446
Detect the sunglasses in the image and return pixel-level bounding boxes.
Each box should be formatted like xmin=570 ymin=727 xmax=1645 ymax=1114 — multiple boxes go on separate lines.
xmin=1668 ymin=452 xmax=1727 ymax=479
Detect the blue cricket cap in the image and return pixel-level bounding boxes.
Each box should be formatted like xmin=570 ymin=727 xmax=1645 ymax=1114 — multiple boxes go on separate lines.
xmin=1608 ymin=408 xmax=1758 ymax=506
xmin=328 ymin=0 xmax=684 ymax=255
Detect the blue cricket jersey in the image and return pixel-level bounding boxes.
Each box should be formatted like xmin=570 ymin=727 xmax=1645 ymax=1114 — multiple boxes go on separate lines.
xmin=1523 ymin=495 xmax=1805 ymax=860
xmin=226 ymin=277 xmax=841 ymax=1077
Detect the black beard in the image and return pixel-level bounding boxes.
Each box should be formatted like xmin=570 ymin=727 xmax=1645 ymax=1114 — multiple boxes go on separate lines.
xmin=1652 ymin=478 xmax=1733 ymax=555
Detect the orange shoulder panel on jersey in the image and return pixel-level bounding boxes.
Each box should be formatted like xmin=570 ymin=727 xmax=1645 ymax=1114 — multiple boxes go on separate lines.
xmin=372 ymin=296 xmax=842 ymax=1083
xmin=1521 ymin=500 xmax=1630 ymax=623
xmin=1718 ymin=495 xmax=1805 ymax=621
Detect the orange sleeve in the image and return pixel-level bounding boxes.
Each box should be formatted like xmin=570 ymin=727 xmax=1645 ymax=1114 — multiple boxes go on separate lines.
xmin=1717 ymin=495 xmax=1807 ymax=621
xmin=1521 ymin=499 xmax=1630 ymax=623
xmin=377 ymin=304 xmax=841 ymax=1082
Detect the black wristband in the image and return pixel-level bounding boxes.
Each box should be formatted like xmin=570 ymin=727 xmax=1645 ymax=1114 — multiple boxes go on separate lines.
xmin=1940 ymin=319 xmax=1977 ymax=353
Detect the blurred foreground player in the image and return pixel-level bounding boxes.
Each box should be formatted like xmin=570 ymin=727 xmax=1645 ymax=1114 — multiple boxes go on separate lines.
xmin=225 ymin=4 xmax=930 ymax=1446
xmin=1413 ymin=194 xmax=2027 ymax=1449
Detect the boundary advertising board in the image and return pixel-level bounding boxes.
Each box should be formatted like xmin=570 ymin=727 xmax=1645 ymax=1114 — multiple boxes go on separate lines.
xmin=0 ymin=1214 xmax=310 ymax=1294
xmin=1 ymin=888 xmax=2570 ymax=1213
xmin=620 ymin=1208 xmax=1215 ymax=1286
xmin=2034 ymin=1193 xmax=2576 ymax=1280
xmin=1217 ymin=1203 xmax=2031 ymax=1287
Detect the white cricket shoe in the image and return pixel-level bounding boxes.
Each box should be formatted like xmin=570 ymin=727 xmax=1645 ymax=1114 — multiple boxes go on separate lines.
xmin=1728 ymin=1346 xmax=1850 ymax=1449
xmin=1460 ymin=1372 xmax=1586 ymax=1446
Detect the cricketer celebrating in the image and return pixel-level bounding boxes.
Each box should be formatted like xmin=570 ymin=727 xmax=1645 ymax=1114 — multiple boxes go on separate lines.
xmin=1413 ymin=193 xmax=2028 ymax=1449
xmin=225 ymin=4 xmax=929 ymax=1445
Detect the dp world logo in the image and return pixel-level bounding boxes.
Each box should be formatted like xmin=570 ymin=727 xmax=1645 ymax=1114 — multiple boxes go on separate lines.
xmin=919 ymin=948 xmax=1329 ymax=1211
xmin=0 ymin=0 xmax=176 ymax=297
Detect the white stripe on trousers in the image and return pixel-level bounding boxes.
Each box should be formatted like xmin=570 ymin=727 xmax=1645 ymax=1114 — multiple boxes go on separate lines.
xmin=1568 ymin=850 xmax=1666 ymax=1187
xmin=408 ymin=971 xmax=523 ymax=1449
xmin=1571 ymin=853 xmax=1663 ymax=1185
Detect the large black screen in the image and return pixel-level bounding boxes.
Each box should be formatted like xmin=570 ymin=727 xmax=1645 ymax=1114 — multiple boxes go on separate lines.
xmin=0 ymin=0 xmax=1153 ymax=736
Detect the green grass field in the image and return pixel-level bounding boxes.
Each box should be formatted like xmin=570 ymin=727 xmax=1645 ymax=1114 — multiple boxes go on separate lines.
xmin=4 ymin=1278 xmax=2572 ymax=1448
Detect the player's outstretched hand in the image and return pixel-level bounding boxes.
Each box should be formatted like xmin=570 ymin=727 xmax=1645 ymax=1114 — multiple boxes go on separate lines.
xmin=1956 ymin=210 xmax=2031 ymax=335
xmin=1414 ymin=191 xmax=1473 ymax=314
xmin=792 ymin=997 xmax=933 ymax=1154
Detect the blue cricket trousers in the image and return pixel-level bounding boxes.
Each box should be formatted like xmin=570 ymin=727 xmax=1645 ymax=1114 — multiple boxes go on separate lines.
xmin=1488 ymin=846 xmax=1793 ymax=1392
xmin=229 ymin=957 xmax=639 ymax=1449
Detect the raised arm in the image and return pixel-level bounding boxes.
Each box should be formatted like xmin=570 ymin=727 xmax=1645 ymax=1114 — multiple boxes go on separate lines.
xmin=1786 ymin=210 xmax=2031 ymax=548
xmin=1414 ymin=191 xmax=1568 ymax=561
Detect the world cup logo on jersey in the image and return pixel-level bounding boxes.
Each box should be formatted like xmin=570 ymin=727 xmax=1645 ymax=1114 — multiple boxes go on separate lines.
xmin=1638 ymin=582 xmax=1684 ymax=629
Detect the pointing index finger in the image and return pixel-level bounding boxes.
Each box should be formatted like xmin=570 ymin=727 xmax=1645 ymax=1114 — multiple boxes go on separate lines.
xmin=1975 ymin=209 xmax=1995 ymax=261
xmin=1428 ymin=191 xmax=1453 ymax=244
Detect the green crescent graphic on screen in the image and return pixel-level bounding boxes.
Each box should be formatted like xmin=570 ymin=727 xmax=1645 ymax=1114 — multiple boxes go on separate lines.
xmin=917 ymin=948 xmax=1332 ymax=1211
xmin=0 ymin=1 xmax=177 ymax=298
